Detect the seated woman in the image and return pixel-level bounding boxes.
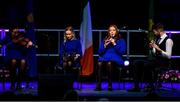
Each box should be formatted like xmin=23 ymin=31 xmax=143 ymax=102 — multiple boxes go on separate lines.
xmin=95 ymin=24 xmax=126 ymax=91
xmin=60 ymin=26 xmax=82 ymax=75
xmin=0 ymin=25 xmax=33 ymax=90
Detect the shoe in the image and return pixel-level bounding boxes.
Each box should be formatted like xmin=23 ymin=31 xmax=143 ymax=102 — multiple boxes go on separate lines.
xmin=156 ymin=83 xmax=162 ymax=88
xmin=108 ymin=87 xmax=112 ymax=91
xmin=128 ymin=87 xmax=141 ymax=92
xmin=10 ymin=85 xmax=15 ymax=91
xmin=95 ymin=86 xmax=102 ymax=91
xmin=144 ymin=86 xmax=155 ymax=93
xmin=16 ymin=83 xmax=22 ymax=90
xmin=26 ymin=83 xmax=29 ymax=89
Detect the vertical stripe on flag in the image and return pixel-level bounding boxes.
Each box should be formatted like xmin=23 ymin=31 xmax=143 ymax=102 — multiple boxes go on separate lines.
xmin=80 ymin=0 xmax=94 ymax=76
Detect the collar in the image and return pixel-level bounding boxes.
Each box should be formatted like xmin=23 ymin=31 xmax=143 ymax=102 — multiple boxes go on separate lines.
xmin=160 ymin=33 xmax=167 ymax=39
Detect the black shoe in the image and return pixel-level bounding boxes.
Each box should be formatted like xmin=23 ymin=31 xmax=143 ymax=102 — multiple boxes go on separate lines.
xmin=108 ymin=87 xmax=112 ymax=91
xmin=144 ymin=86 xmax=155 ymax=93
xmin=156 ymin=83 xmax=162 ymax=88
xmin=16 ymin=84 xmax=22 ymax=90
xmin=95 ymin=86 xmax=102 ymax=91
xmin=10 ymin=85 xmax=15 ymax=91
xmin=26 ymin=83 xmax=29 ymax=89
xmin=128 ymin=87 xmax=141 ymax=92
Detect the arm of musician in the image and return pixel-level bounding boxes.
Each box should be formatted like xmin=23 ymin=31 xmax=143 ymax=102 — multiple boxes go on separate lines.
xmin=104 ymin=39 xmax=111 ymax=48
xmin=161 ymin=39 xmax=173 ymax=59
xmin=149 ymin=40 xmax=156 ymax=54
xmin=114 ymin=39 xmax=126 ymax=55
xmin=99 ymin=41 xmax=107 ymax=56
xmin=26 ymin=41 xmax=33 ymax=48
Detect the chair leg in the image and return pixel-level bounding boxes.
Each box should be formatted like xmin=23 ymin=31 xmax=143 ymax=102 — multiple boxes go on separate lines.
xmin=118 ymin=68 xmax=121 ymax=90
xmin=3 ymin=69 xmax=5 ymax=91
xmin=119 ymin=68 xmax=125 ymax=90
xmin=141 ymin=70 xmax=145 ymax=89
xmin=78 ymin=67 xmax=82 ymax=90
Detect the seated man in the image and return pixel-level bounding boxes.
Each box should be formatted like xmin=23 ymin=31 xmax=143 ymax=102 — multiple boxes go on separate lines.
xmin=128 ymin=23 xmax=173 ymax=92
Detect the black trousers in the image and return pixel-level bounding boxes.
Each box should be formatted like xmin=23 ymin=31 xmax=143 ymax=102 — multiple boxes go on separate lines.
xmin=133 ymin=59 xmax=169 ymax=88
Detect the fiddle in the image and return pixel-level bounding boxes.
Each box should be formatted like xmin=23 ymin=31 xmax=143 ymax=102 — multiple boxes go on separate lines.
xmin=11 ymin=30 xmax=34 ymax=48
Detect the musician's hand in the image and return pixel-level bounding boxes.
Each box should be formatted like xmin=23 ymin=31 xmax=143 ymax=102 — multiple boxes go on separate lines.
xmin=26 ymin=41 xmax=33 ymax=48
xmin=149 ymin=40 xmax=154 ymax=48
xmin=0 ymin=45 xmax=2 ymax=48
xmin=110 ymin=38 xmax=116 ymax=45
xmin=151 ymin=42 xmax=163 ymax=52
xmin=104 ymin=40 xmax=111 ymax=48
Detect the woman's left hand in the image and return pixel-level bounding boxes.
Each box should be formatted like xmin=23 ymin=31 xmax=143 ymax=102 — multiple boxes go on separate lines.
xmin=74 ymin=54 xmax=80 ymax=61
xmin=110 ymin=38 xmax=116 ymax=45
xmin=26 ymin=41 xmax=33 ymax=48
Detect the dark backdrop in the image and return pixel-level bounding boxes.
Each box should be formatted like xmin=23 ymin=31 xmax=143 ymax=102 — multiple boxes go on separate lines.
xmin=0 ymin=0 xmax=180 ymax=30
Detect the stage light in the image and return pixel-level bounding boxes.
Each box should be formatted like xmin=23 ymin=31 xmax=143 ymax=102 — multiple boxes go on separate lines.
xmin=5 ymin=29 xmax=9 ymax=32
xmin=124 ymin=60 xmax=129 ymax=66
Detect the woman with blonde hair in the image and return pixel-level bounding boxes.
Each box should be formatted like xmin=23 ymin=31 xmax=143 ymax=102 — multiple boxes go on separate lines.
xmin=60 ymin=26 xmax=82 ymax=73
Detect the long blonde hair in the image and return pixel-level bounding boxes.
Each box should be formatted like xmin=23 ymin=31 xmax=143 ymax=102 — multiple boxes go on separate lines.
xmin=64 ymin=26 xmax=76 ymax=43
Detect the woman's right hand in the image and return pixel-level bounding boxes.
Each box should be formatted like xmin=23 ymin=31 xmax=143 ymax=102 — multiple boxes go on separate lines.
xmin=104 ymin=39 xmax=111 ymax=48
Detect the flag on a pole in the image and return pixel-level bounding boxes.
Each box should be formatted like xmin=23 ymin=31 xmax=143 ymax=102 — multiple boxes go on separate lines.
xmin=80 ymin=0 xmax=94 ymax=76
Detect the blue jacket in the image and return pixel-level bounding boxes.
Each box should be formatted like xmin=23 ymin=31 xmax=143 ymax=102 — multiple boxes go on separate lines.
xmin=98 ymin=38 xmax=126 ymax=66
xmin=60 ymin=39 xmax=82 ymax=67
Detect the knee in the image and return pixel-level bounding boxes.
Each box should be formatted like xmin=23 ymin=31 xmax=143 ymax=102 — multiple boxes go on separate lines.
xmin=20 ymin=59 xmax=26 ymax=65
xmin=68 ymin=61 xmax=72 ymax=66
xmin=107 ymin=61 xmax=112 ymax=67
xmin=63 ymin=62 xmax=68 ymax=67
xmin=97 ymin=62 xmax=103 ymax=68
xmin=11 ymin=59 xmax=17 ymax=65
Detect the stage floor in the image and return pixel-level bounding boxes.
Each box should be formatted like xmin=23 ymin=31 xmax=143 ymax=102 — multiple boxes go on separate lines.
xmin=0 ymin=81 xmax=180 ymax=101
xmin=73 ymin=82 xmax=180 ymax=101
xmin=0 ymin=81 xmax=38 ymax=100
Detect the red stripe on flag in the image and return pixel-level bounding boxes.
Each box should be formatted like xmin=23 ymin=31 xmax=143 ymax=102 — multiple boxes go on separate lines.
xmin=80 ymin=46 xmax=94 ymax=76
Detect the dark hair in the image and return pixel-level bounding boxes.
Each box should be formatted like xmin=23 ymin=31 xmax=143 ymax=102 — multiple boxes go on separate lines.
xmin=9 ymin=25 xmax=19 ymax=32
xmin=152 ymin=23 xmax=164 ymax=31
xmin=105 ymin=24 xmax=120 ymax=40
xmin=65 ymin=26 xmax=74 ymax=32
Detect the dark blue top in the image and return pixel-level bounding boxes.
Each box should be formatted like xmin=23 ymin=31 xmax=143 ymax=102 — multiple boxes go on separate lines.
xmin=60 ymin=39 xmax=82 ymax=67
xmin=98 ymin=38 xmax=126 ymax=66
xmin=0 ymin=33 xmax=29 ymax=62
